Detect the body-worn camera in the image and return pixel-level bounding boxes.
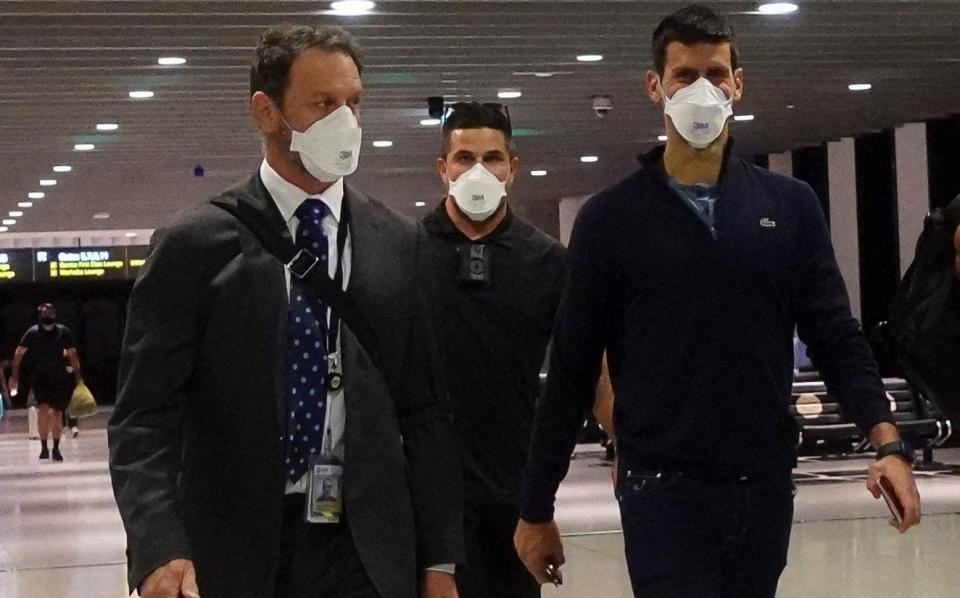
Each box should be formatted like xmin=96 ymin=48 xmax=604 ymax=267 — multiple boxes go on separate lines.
xmin=457 ymin=243 xmax=491 ymax=287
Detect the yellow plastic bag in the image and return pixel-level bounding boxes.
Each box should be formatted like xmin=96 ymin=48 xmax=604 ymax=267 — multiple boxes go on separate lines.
xmin=68 ymin=382 xmax=97 ymax=419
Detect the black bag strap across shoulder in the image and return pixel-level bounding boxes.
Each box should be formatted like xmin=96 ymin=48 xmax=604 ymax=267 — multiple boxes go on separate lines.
xmin=210 ymin=198 xmax=381 ymax=366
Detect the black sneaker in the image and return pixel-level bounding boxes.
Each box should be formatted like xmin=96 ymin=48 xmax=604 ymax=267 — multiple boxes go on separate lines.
xmin=52 ymin=449 xmax=64 ymax=462
xmin=39 ymin=447 xmax=50 ymax=460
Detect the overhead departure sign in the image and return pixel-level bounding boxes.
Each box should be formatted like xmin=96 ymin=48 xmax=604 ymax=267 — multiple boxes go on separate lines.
xmin=35 ymin=247 xmax=127 ymax=280
xmin=126 ymin=246 xmax=150 ymax=277
xmin=0 ymin=249 xmax=34 ymax=282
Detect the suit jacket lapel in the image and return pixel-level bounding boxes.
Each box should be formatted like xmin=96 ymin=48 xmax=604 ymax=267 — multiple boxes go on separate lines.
xmin=343 ymin=184 xmax=382 ymax=297
xmin=219 ymin=173 xmax=291 ymax=435
xmin=232 ymin=173 xmax=291 ymax=241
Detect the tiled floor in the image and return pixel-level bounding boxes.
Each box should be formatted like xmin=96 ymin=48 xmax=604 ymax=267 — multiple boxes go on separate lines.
xmin=1 ymin=410 xmax=958 ymax=598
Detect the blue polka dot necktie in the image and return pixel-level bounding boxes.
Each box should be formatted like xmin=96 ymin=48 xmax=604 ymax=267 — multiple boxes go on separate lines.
xmin=284 ymin=198 xmax=331 ymax=482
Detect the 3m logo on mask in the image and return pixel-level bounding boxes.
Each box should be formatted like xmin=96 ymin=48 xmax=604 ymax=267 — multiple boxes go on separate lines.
xmin=471 ymin=194 xmax=485 ymax=202
xmin=339 ymin=150 xmax=353 ymax=161
xmin=693 ymin=121 xmax=710 ymax=130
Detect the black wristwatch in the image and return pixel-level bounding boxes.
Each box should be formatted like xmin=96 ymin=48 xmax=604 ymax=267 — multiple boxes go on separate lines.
xmin=875 ymin=439 xmax=915 ymax=465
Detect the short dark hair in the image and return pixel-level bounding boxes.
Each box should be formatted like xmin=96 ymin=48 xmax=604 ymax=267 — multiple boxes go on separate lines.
xmin=652 ymin=5 xmax=738 ymax=77
xmin=250 ymin=25 xmax=364 ymax=106
xmin=440 ymin=102 xmax=514 ymax=157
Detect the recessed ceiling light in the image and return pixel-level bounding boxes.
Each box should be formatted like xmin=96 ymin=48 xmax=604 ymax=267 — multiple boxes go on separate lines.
xmin=734 ymin=114 xmax=755 ymax=122
xmin=577 ymin=54 xmax=604 ymax=62
xmin=2 ymin=219 xmax=16 ymax=226
xmin=848 ymin=83 xmax=872 ymax=91
xmin=372 ymin=140 xmax=393 ymax=148
xmin=0 ymin=227 xmax=8 ymax=233
xmin=39 ymin=179 xmax=57 ymax=186
xmin=658 ymin=135 xmax=669 ymax=142
xmin=530 ymin=170 xmax=548 ymax=177
xmin=9 ymin=211 xmax=23 ymax=218
xmin=126 ymin=232 xmax=139 ymax=238
xmin=580 ymin=156 xmax=599 ymax=163
xmin=18 ymin=202 xmax=33 ymax=208
xmin=415 ymin=201 xmax=427 ymax=207
xmin=514 ymin=71 xmax=572 ymax=78
xmin=498 ymin=90 xmax=522 ymax=99
xmin=158 ymin=57 xmax=187 ymax=66
xmin=420 ymin=118 xmax=441 ymax=126
xmin=758 ymin=3 xmax=799 ymax=15
xmin=129 ymin=90 xmax=155 ymax=99
xmin=28 ymin=192 xmax=45 ymax=199
xmin=96 ymin=123 xmax=119 ymax=131
xmin=74 ymin=143 xmax=95 ymax=151
xmin=93 ymin=213 xmax=111 ymax=220
xmin=53 ymin=165 xmax=72 ymax=172
xmin=330 ymin=1 xmax=375 ymax=15
xmin=786 ymin=104 xmax=796 ymax=109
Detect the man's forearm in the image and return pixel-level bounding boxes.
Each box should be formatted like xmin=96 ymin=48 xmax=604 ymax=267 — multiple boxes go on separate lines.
xmin=69 ymin=356 xmax=83 ymax=381
xmin=593 ymin=354 xmax=615 ymax=438
xmin=869 ymin=422 xmax=901 ymax=450
xmin=11 ymin=351 xmax=24 ymax=381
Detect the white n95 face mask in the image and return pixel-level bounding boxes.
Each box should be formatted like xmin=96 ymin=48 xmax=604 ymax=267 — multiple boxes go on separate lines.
xmin=661 ymin=77 xmax=733 ymax=149
xmin=288 ymin=105 xmax=363 ymax=182
xmin=448 ymin=163 xmax=508 ymax=222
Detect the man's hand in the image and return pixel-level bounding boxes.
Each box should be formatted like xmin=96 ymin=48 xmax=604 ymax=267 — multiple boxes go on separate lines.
xmin=866 ymin=456 xmax=922 ymax=533
xmin=953 ymin=223 xmax=960 ymax=277
xmin=514 ymin=518 xmax=565 ymax=586
xmin=140 ymin=559 xmax=200 ymax=598
xmin=421 ymin=570 xmax=458 ymax=598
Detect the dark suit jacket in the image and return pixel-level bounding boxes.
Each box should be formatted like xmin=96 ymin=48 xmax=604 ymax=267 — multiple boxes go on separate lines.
xmin=108 ymin=173 xmax=464 ymax=598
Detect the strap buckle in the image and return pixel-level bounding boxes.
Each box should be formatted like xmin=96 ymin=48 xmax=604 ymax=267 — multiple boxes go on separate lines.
xmin=286 ymin=249 xmax=320 ymax=280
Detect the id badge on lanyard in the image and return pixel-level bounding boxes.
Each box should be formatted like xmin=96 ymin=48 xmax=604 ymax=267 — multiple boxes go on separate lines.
xmin=306 ymin=453 xmax=343 ymax=524
xmin=305 ymin=213 xmax=348 ymax=524
xmin=305 ymin=326 xmax=344 ymax=524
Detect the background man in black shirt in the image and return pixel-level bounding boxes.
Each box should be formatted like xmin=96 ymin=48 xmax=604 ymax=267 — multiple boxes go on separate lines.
xmin=421 ymin=102 xmax=567 ymax=598
xmin=515 ymin=6 xmax=921 ymax=598
xmin=10 ymin=303 xmax=83 ymax=461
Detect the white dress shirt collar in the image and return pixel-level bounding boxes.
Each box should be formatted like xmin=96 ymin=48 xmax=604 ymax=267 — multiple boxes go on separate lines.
xmin=259 ymin=158 xmax=345 ymax=225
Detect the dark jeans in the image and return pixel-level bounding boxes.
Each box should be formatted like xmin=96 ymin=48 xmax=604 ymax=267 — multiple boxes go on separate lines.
xmin=617 ymin=467 xmax=795 ymax=598
xmin=275 ymin=494 xmax=381 ymax=598
xmin=456 ymin=498 xmax=540 ymax=598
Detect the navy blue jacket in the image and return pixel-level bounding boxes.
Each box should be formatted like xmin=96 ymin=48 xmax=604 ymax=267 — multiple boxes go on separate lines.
xmin=520 ymin=143 xmax=894 ymax=522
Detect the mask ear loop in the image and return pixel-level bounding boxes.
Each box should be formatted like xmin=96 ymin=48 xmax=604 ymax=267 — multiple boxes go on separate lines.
xmin=659 ymin=78 xmax=686 ymax=107
xmin=266 ymin=92 xmax=296 ymax=135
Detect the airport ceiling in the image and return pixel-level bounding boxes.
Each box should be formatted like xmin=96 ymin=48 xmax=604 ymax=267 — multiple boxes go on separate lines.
xmin=1 ymin=0 xmax=960 ymax=236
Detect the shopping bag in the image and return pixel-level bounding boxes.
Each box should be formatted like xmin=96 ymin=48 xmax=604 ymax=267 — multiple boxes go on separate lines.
xmin=67 ymin=383 xmax=97 ymax=419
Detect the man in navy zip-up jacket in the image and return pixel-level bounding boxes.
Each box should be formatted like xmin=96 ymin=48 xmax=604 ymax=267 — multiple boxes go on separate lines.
xmin=515 ymin=6 xmax=921 ymax=598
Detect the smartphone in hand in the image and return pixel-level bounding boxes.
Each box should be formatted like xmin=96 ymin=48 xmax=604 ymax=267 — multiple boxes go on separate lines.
xmin=545 ymin=563 xmax=563 ymax=587
xmin=878 ymin=475 xmax=905 ymax=524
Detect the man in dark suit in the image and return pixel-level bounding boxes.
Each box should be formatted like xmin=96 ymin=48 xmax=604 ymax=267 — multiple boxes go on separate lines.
xmin=108 ymin=25 xmax=463 ymax=598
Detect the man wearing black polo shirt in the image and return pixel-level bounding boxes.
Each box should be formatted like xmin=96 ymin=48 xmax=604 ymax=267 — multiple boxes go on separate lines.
xmin=10 ymin=303 xmax=83 ymax=462
xmin=421 ymin=102 xmax=566 ymax=598
xmin=515 ymin=6 xmax=921 ymax=598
